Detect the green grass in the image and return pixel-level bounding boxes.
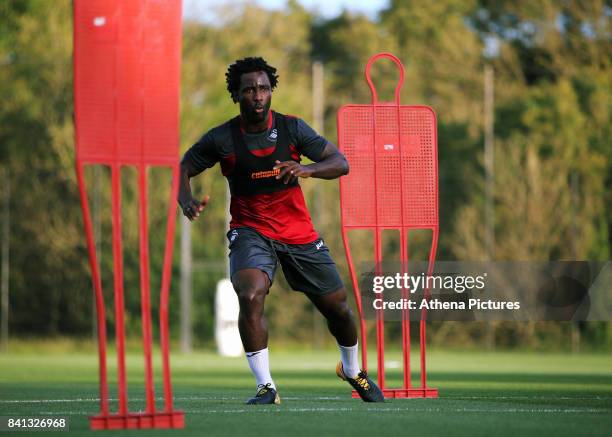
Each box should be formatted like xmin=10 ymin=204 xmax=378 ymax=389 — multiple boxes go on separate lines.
xmin=0 ymin=347 xmax=611 ymax=436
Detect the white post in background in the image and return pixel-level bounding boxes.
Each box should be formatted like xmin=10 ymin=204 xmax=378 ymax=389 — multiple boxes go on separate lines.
xmin=215 ymin=278 xmax=242 ymax=357
xmin=1 ymin=167 xmax=9 ymax=352
xmin=180 ymin=215 xmax=192 ymax=353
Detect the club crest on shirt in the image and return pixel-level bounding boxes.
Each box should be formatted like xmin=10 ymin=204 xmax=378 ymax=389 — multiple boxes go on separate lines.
xmin=316 ymin=240 xmax=324 ymax=250
xmin=229 ymin=229 xmax=239 ymax=242
xmin=267 ymin=128 xmax=277 ymax=141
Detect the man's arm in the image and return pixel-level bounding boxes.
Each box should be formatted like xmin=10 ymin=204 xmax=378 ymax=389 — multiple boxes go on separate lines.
xmin=178 ymin=158 xmax=210 ymax=221
xmin=178 ymin=128 xmax=222 ymax=220
xmin=274 ymin=142 xmax=349 ymax=184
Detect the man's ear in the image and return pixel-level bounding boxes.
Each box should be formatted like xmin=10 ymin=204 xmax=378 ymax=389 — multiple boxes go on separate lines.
xmin=231 ymin=91 xmax=239 ymax=103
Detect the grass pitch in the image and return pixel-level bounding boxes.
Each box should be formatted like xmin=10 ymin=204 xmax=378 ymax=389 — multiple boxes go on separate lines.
xmin=0 ymin=346 xmax=611 ymax=436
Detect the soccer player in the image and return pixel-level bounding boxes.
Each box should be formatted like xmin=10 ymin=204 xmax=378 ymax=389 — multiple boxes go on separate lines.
xmin=178 ymin=57 xmax=384 ymax=404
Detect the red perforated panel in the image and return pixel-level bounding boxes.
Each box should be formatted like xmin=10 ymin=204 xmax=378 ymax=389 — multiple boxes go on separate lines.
xmin=338 ymin=105 xmax=438 ymax=228
xmin=74 ymin=0 xmax=181 ymax=163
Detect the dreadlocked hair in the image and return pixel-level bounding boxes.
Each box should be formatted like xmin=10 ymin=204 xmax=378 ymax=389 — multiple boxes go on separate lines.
xmin=226 ymin=57 xmax=279 ymax=103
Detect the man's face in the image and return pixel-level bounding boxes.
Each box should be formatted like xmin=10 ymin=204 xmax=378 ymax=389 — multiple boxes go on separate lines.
xmin=236 ymin=71 xmax=272 ymax=124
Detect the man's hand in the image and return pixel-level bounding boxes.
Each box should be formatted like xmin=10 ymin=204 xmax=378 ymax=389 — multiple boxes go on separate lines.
xmin=273 ymin=160 xmax=313 ymax=184
xmin=180 ymin=195 xmax=210 ymax=221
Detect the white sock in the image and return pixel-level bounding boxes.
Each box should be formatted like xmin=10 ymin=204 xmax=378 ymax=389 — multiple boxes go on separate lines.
xmin=338 ymin=342 xmax=360 ymax=378
xmin=246 ymin=348 xmax=275 ymax=390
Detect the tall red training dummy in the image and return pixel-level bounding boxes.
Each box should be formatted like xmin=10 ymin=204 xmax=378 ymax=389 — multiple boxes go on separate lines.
xmin=73 ymin=0 xmax=184 ymax=429
xmin=338 ymin=53 xmax=439 ymax=399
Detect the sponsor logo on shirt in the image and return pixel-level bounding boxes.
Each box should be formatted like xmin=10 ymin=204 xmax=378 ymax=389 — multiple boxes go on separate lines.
xmin=251 ymin=168 xmax=281 ymax=180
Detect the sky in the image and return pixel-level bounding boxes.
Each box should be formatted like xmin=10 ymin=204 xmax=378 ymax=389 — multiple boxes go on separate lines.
xmin=183 ymin=0 xmax=390 ymax=22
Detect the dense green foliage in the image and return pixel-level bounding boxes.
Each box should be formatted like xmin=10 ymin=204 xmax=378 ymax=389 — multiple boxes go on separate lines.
xmin=0 ymin=0 xmax=609 ymax=349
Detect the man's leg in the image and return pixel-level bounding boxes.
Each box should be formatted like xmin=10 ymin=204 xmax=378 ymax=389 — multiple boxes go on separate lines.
xmin=276 ymin=237 xmax=383 ymax=401
xmin=306 ymin=287 xmax=360 ymax=377
xmin=232 ymin=268 xmax=280 ymax=404
xmin=306 ymin=287 xmax=356 ymax=345
xmin=232 ymin=268 xmax=270 ymax=351
xmin=307 ymin=287 xmax=385 ymax=402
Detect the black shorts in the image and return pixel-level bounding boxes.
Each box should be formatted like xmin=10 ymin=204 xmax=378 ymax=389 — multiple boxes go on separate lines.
xmin=227 ymin=227 xmax=344 ymax=296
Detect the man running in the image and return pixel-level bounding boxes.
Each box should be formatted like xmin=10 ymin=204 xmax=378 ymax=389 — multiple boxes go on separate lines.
xmin=178 ymin=57 xmax=384 ymax=404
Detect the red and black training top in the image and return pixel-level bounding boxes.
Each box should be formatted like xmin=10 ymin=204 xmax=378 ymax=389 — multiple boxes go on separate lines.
xmin=183 ymin=111 xmax=328 ymax=244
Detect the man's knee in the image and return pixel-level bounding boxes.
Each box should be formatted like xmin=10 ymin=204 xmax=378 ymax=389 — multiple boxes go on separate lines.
xmin=236 ymin=284 xmax=267 ymax=307
xmin=320 ymin=289 xmax=354 ymax=322
xmin=232 ymin=269 xmax=269 ymax=309
xmin=330 ymin=300 xmax=353 ymax=322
